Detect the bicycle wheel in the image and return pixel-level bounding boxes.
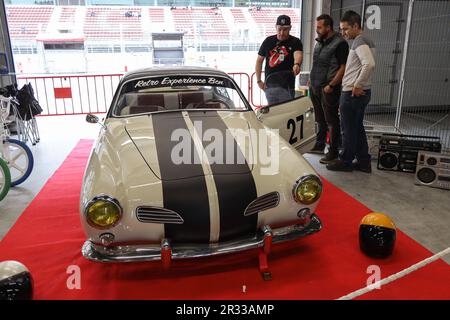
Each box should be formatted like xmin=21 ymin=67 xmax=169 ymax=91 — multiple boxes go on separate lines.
xmin=2 ymin=138 xmax=34 ymax=186
xmin=0 ymin=157 xmax=11 ymax=201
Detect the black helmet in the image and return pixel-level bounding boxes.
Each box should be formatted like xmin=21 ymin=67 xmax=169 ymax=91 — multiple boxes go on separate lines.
xmin=0 ymin=261 xmax=33 ymax=300
xmin=359 ymin=212 xmax=396 ymax=258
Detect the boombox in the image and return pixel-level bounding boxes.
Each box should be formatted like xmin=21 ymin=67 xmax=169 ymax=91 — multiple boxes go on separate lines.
xmin=415 ymin=151 xmax=450 ymax=190
xmin=366 ymin=129 xmax=397 ymax=160
xmin=377 ymin=134 xmax=441 ymax=173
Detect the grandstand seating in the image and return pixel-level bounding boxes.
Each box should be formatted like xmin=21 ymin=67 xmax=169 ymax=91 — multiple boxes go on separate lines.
xmin=5 ymin=5 xmax=54 ymax=40
xmin=171 ymin=8 xmax=194 ymax=39
xmin=83 ymin=7 xmax=143 ymax=41
xmin=172 ymin=7 xmax=230 ymax=41
xmin=59 ymin=6 xmax=76 ymax=23
xmin=230 ymin=8 xmax=248 ymax=23
xmin=249 ymin=8 xmax=300 ymax=36
xmin=6 ymin=5 xmax=300 ymax=43
xmin=149 ymin=7 xmax=165 ymax=23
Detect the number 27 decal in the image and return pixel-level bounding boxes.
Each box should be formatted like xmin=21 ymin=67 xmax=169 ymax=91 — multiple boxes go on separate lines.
xmin=288 ymin=115 xmax=304 ymax=145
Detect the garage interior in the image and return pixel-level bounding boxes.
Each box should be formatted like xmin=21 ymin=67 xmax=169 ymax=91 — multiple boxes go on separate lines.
xmin=0 ymin=0 xmax=449 ymax=300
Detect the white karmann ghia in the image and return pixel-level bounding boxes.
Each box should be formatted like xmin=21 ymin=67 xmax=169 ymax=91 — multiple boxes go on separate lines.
xmin=80 ymin=67 xmax=323 ymax=270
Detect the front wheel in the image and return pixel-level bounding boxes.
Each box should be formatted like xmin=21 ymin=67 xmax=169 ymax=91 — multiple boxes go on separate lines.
xmin=0 ymin=158 xmax=11 ymax=201
xmin=2 ymin=139 xmax=34 ymax=186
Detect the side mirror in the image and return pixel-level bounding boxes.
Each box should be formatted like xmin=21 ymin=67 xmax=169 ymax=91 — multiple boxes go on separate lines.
xmin=256 ymin=106 xmax=269 ymax=120
xmin=86 ymin=114 xmax=106 ymax=130
xmin=260 ymin=106 xmax=270 ymax=114
xmin=86 ymin=114 xmax=99 ymax=124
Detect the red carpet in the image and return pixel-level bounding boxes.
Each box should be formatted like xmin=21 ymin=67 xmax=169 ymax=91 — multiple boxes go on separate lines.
xmin=0 ymin=139 xmax=449 ymax=300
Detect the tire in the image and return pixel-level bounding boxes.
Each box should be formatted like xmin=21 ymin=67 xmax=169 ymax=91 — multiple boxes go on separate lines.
xmin=0 ymin=158 xmax=11 ymax=201
xmin=2 ymin=139 xmax=34 ymax=186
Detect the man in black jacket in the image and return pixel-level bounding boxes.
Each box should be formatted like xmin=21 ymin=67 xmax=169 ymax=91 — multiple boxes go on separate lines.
xmin=309 ymin=14 xmax=349 ymax=163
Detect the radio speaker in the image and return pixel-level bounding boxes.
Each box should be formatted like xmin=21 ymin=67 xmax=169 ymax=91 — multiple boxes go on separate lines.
xmin=414 ymin=151 xmax=450 ymax=190
xmin=378 ymin=150 xmax=399 ymax=169
xmin=366 ymin=129 xmax=393 ymax=160
xmin=377 ymin=134 xmax=441 ymax=173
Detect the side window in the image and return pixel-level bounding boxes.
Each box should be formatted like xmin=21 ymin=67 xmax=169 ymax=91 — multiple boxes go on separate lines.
xmin=226 ymin=87 xmax=244 ymax=110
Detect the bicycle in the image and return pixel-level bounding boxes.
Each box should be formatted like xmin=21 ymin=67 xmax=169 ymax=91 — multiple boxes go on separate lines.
xmin=1 ymin=95 xmax=34 ymax=187
xmin=0 ymin=157 xmax=11 ymax=201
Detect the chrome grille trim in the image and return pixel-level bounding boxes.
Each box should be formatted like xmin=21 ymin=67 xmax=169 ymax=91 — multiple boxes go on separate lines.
xmin=244 ymin=192 xmax=280 ymax=216
xmin=136 ymin=207 xmax=184 ymax=224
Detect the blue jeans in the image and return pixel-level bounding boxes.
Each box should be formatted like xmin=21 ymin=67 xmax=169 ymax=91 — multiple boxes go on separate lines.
xmin=264 ymin=71 xmax=295 ymax=105
xmin=339 ymin=90 xmax=371 ymax=165
xmin=265 ymin=85 xmax=295 ymax=105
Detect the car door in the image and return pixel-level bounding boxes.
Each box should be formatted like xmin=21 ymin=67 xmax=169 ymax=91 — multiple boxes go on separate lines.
xmin=257 ymin=95 xmax=316 ymax=153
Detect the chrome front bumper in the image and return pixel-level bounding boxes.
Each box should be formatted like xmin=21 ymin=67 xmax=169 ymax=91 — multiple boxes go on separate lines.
xmin=82 ymin=214 xmax=322 ymax=263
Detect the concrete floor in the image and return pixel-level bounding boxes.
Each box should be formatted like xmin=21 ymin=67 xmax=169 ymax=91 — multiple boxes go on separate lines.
xmin=0 ymin=115 xmax=449 ymax=264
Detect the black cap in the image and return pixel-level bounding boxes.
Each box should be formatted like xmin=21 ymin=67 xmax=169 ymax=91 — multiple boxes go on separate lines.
xmin=276 ymin=15 xmax=291 ymax=26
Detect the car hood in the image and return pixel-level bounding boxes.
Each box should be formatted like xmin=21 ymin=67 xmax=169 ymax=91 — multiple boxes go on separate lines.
xmin=125 ymin=111 xmax=255 ymax=181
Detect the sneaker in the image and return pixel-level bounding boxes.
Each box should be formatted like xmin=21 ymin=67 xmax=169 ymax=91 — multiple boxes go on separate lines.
xmin=326 ymin=159 xmax=353 ymax=172
xmin=319 ymin=152 xmax=339 ymax=164
xmin=309 ymin=143 xmax=325 ymax=154
xmin=353 ymin=161 xmax=372 ymax=173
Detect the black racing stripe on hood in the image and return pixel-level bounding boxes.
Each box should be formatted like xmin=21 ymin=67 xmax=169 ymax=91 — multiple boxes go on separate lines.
xmin=151 ymin=113 xmax=210 ymax=243
xmin=189 ymin=111 xmax=258 ymax=242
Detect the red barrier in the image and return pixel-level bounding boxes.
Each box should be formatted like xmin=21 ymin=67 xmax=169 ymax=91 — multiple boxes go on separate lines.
xmin=250 ymin=71 xmax=265 ymax=109
xmin=228 ymin=72 xmax=251 ymax=104
xmin=17 ymin=72 xmax=254 ymax=116
xmin=17 ymin=74 xmax=123 ymax=116
xmin=54 ymin=87 xmax=72 ymax=99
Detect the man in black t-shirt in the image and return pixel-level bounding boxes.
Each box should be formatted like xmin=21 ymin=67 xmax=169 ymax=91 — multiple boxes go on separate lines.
xmin=255 ymin=15 xmax=303 ymax=105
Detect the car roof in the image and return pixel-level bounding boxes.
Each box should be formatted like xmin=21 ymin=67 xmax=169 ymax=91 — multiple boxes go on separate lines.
xmin=122 ymin=66 xmax=231 ymax=82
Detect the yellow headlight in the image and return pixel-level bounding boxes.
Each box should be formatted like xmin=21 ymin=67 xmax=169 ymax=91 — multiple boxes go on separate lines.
xmin=293 ymin=175 xmax=322 ymax=205
xmin=85 ymin=196 xmax=122 ymax=229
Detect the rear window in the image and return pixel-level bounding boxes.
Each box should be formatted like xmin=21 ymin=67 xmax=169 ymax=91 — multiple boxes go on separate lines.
xmin=113 ymin=75 xmax=249 ymax=116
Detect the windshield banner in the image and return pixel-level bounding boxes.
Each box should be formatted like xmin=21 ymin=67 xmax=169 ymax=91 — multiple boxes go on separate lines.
xmin=123 ymin=75 xmax=235 ymax=92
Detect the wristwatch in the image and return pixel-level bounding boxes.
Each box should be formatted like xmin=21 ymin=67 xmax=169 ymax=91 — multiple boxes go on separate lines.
xmin=294 ymin=63 xmax=301 ymax=67
xmin=257 ymin=80 xmax=263 ymax=83
xmin=328 ymin=83 xmax=335 ymax=88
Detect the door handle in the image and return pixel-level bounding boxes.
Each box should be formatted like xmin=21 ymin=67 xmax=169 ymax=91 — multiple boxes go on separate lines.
xmin=306 ymin=107 xmax=314 ymax=114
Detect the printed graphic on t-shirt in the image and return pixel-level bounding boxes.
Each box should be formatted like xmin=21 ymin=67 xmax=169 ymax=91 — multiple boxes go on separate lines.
xmin=269 ymin=45 xmax=289 ymax=68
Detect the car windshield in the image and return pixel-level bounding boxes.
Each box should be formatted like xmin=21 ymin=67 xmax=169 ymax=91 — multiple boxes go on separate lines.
xmin=113 ymin=74 xmax=249 ymax=116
